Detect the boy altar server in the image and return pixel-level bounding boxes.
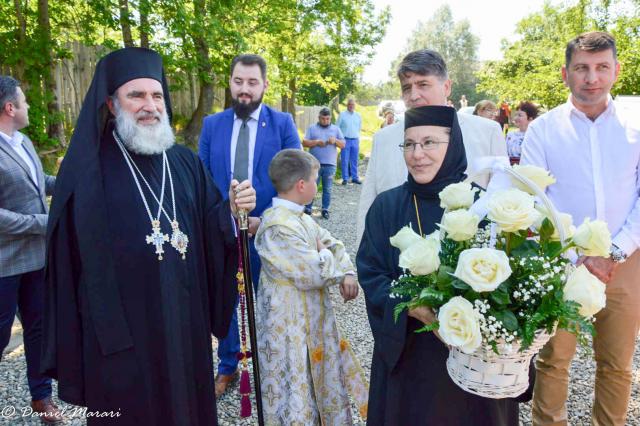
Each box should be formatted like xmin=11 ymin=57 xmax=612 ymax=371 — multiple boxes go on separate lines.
xmin=254 ymin=149 xmax=369 ymax=425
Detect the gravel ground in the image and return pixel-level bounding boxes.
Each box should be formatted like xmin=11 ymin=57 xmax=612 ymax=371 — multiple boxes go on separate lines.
xmin=1 ymin=160 xmax=639 ymax=425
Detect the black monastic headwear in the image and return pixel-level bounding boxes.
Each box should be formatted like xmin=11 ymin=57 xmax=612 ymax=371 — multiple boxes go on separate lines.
xmin=46 ymin=48 xmax=172 ymax=356
xmin=403 ymin=105 xmax=467 ymax=199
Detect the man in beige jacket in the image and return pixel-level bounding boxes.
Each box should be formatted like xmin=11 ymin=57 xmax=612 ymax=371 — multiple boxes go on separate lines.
xmin=356 ymin=49 xmax=507 ymax=245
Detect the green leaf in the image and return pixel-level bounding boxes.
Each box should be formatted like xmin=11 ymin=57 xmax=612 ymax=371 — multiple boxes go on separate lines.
xmin=437 ymin=265 xmax=454 ymax=285
xmin=539 ymin=217 xmax=555 ymax=243
xmin=464 ymin=289 xmax=481 ymax=303
xmin=509 ymin=232 xmax=526 ymax=250
xmin=451 ymin=279 xmax=471 ymax=291
xmin=496 ymin=310 xmax=519 ymax=331
xmin=418 ymin=287 xmax=447 ymax=306
xmin=545 ymin=241 xmax=563 ymax=258
xmin=415 ymin=321 xmax=440 ymax=333
xmin=393 ymin=301 xmax=410 ymax=322
xmin=489 ymin=287 xmax=511 ymax=305
xmin=511 ymin=240 xmax=540 ymax=257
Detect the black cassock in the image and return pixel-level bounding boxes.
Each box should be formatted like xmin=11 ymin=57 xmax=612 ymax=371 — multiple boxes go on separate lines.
xmin=356 ymin=183 xmax=520 ymax=426
xmin=42 ymin=133 xmax=238 ymax=425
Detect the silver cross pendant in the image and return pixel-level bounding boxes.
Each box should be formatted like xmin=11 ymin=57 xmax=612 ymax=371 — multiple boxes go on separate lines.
xmin=146 ymin=220 xmax=170 ymax=260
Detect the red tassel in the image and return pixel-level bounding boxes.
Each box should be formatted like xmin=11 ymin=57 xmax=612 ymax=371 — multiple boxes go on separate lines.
xmin=240 ymin=394 xmax=252 ymax=418
xmin=239 ymin=369 xmax=251 ymax=394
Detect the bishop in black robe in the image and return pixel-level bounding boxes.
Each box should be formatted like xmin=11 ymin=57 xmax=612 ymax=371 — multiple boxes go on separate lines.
xmin=356 ymin=106 xmax=520 ymax=425
xmin=41 ymin=48 xmax=248 ymax=425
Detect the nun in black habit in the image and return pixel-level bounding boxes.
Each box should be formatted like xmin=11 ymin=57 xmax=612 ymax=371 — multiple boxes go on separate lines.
xmin=356 ymin=106 xmax=520 ymax=425
xmin=41 ymin=48 xmax=255 ymax=425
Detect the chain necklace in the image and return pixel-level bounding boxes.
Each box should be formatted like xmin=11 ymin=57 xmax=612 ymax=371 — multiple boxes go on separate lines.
xmin=114 ymin=131 xmax=189 ymax=260
xmin=413 ymin=194 xmax=424 ymax=236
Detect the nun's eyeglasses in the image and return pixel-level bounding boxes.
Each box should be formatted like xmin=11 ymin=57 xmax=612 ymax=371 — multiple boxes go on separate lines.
xmin=399 ymin=140 xmax=449 ymax=152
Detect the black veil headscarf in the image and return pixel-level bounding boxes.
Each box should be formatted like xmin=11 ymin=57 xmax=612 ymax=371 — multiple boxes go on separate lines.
xmin=403 ymin=106 xmax=467 ymax=199
xmin=46 ymin=48 xmax=173 ymax=357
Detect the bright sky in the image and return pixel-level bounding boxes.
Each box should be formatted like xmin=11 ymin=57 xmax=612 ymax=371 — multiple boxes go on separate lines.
xmin=364 ymin=0 xmax=548 ymax=84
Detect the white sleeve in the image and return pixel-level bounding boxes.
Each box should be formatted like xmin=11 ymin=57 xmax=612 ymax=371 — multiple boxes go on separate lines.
xmin=490 ymin=122 xmax=508 ymax=157
xmin=612 ymin=157 xmax=640 ymax=256
xmin=356 ymin=131 xmax=380 ymax=247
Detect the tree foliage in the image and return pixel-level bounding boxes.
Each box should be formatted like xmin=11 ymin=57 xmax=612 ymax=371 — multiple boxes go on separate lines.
xmin=388 ymin=5 xmax=483 ymax=105
xmin=0 ymin=0 xmax=390 ymax=151
xmin=477 ymin=0 xmax=640 ymax=109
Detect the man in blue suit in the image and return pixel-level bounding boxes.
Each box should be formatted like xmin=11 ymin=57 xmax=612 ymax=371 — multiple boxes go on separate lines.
xmin=198 ymin=54 xmax=301 ymax=398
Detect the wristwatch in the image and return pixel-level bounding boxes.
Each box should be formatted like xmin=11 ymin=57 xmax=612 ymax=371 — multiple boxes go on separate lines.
xmin=610 ymin=244 xmax=628 ymax=263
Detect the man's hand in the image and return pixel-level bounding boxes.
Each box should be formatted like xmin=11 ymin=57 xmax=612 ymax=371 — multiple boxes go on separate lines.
xmin=327 ymin=136 xmax=336 ymax=145
xmin=229 ymin=179 xmax=256 ymax=217
xmin=340 ymin=275 xmax=359 ymax=302
xmin=577 ymin=255 xmax=618 ymax=284
xmin=316 ymin=139 xmax=326 ymax=147
xmin=408 ymin=306 xmax=447 ymax=345
xmin=247 ymin=217 xmax=260 ymax=237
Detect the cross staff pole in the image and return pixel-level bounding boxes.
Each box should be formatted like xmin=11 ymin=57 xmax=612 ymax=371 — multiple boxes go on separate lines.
xmin=237 ymin=209 xmax=265 ymax=426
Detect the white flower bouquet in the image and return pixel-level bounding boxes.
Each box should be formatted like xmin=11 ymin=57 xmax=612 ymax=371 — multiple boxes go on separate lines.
xmin=389 ymin=164 xmax=609 ymax=398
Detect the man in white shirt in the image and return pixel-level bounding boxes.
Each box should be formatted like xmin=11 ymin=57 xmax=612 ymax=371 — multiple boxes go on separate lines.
xmin=356 ymin=49 xmax=507 ymax=244
xmin=521 ymin=32 xmax=640 ymax=426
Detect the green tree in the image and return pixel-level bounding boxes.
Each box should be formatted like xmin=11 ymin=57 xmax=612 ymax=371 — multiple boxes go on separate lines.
xmin=476 ymin=0 xmax=639 ymax=108
xmin=257 ymin=0 xmax=389 ymax=114
xmin=390 ymin=5 xmax=481 ymax=104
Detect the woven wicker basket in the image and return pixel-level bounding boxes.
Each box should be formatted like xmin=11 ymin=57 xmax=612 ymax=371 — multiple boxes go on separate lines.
xmin=444 ymin=162 xmax=566 ymax=399
xmin=446 ymin=328 xmax=554 ymax=398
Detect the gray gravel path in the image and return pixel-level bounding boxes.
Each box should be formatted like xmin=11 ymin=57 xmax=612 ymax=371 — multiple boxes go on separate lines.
xmin=1 ymin=161 xmax=639 ymax=425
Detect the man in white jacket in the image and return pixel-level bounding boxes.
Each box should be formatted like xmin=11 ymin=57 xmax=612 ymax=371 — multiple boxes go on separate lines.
xmin=356 ymin=49 xmax=507 ymax=244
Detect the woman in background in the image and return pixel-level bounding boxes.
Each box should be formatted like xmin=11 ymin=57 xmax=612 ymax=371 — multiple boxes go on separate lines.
xmin=506 ymin=101 xmax=539 ymax=164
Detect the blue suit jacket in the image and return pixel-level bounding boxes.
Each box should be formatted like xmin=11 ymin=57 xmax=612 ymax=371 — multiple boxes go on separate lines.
xmin=198 ymin=105 xmax=301 ymax=217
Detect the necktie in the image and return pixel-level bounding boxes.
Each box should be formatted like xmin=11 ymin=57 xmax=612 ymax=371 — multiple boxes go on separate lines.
xmin=234 ymin=118 xmax=250 ymax=182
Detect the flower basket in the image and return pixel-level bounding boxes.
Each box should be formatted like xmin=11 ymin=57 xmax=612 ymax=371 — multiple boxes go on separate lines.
xmin=390 ymin=161 xmax=609 ymax=399
xmin=446 ymin=327 xmax=553 ymax=398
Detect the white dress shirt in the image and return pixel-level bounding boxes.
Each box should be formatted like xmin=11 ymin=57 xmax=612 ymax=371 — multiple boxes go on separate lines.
xmin=521 ymin=97 xmax=640 ymax=256
xmin=230 ymin=104 xmax=263 ymax=183
xmin=0 ymin=130 xmax=38 ymax=187
xmin=355 ymin=113 xmax=507 ymax=245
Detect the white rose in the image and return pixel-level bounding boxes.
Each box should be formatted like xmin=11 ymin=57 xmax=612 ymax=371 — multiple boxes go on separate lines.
xmin=390 ymin=226 xmax=423 ymax=252
xmin=563 ymin=265 xmax=607 ymax=317
xmin=487 ymin=188 xmax=540 ymax=233
xmin=454 ymin=248 xmax=512 ymax=292
xmin=512 ymin=164 xmax=557 ymax=194
xmin=439 ymin=182 xmax=478 ymax=210
xmin=572 ymin=219 xmax=612 ymax=257
xmin=437 ymin=296 xmax=482 ymax=354
xmin=398 ymin=237 xmax=441 ymax=276
xmin=439 ymin=210 xmax=480 ymax=242
xmin=534 ymin=205 xmax=576 ymax=241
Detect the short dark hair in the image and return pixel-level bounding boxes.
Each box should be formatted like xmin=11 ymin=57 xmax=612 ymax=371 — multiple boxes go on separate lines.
xmin=565 ymin=31 xmax=617 ymax=66
xmin=517 ymin=101 xmax=539 ymax=120
xmin=397 ymin=49 xmax=448 ymax=81
xmin=0 ymin=76 xmax=20 ymax=111
xmin=269 ymin=149 xmax=319 ymax=193
xmin=230 ymin=54 xmax=267 ymax=80
xmin=319 ymin=107 xmax=331 ymax=117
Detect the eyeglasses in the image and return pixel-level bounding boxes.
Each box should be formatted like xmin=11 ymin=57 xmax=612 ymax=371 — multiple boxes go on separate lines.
xmin=399 ymin=140 xmax=449 ymax=152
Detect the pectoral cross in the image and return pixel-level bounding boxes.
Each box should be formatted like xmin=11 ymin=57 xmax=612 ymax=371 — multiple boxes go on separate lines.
xmin=146 ymin=220 xmax=169 ymax=260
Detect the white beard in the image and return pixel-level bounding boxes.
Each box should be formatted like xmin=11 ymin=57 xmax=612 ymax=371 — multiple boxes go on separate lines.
xmin=113 ymin=100 xmax=175 ymax=155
